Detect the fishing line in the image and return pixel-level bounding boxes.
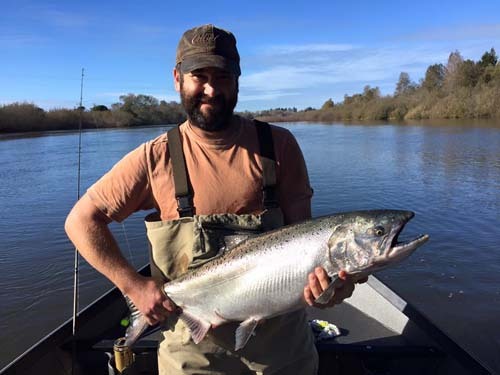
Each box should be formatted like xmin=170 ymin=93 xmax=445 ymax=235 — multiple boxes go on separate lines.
xmin=121 ymin=222 xmax=135 ymax=268
xmin=71 ymin=67 xmax=84 ymax=375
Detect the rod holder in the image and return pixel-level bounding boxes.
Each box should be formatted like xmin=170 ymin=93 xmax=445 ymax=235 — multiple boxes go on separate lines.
xmin=113 ymin=337 xmax=134 ymax=373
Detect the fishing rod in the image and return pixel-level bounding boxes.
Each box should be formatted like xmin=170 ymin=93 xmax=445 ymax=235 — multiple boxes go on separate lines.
xmin=68 ymin=68 xmax=136 ymax=374
xmin=72 ymin=67 xmax=84 ymax=375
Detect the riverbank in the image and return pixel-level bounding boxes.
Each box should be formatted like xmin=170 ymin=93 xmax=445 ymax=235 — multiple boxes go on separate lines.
xmin=253 ymin=86 xmax=500 ymax=123
xmin=3 ymin=89 xmax=499 ymax=133
xmin=0 ymin=95 xmax=186 ymax=133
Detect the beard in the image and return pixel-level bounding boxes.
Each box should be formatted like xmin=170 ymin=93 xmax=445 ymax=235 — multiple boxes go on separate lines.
xmin=180 ymin=82 xmax=238 ymax=132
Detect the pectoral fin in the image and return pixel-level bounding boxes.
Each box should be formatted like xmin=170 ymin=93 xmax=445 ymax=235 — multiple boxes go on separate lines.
xmin=179 ymin=311 xmax=211 ymax=344
xmin=235 ymin=318 xmax=259 ymax=351
xmin=314 ymin=276 xmax=341 ymax=305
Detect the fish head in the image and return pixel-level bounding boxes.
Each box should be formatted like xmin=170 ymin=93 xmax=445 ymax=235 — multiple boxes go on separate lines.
xmin=327 ymin=210 xmax=429 ymax=276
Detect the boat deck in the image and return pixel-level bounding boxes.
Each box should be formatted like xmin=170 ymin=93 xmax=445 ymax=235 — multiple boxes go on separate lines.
xmin=93 ymin=301 xmax=445 ymax=375
xmin=0 ymin=272 xmax=491 ymax=375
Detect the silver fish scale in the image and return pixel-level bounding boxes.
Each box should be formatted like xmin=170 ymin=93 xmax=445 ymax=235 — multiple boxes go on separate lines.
xmin=126 ymin=210 xmax=426 ymax=349
xmin=164 ymin=224 xmax=332 ymax=325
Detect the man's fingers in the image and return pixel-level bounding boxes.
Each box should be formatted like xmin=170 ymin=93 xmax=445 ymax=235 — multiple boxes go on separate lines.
xmin=338 ymin=270 xmax=348 ymax=280
xmin=162 ymin=298 xmax=178 ymax=313
xmin=145 ymin=313 xmax=161 ymax=325
xmin=304 ymin=285 xmax=315 ymax=306
xmin=339 ymin=270 xmax=368 ymax=284
xmin=308 ymin=272 xmax=323 ymax=299
xmin=305 ymin=268 xmax=360 ymax=309
xmin=314 ymin=267 xmax=331 ymax=291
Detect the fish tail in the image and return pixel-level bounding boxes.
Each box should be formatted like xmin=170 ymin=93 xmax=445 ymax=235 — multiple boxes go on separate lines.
xmin=123 ymin=294 xmax=149 ymax=347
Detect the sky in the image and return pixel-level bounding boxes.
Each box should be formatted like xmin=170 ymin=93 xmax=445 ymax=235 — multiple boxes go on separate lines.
xmin=1 ymin=0 xmax=500 ymax=112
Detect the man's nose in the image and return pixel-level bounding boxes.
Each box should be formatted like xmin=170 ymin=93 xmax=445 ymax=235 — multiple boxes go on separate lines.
xmin=203 ymin=79 xmax=217 ymax=97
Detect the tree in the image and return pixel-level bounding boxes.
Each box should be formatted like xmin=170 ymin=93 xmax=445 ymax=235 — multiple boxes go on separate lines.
xmin=118 ymin=94 xmax=160 ymax=124
xmin=91 ymin=104 xmax=109 ymax=112
xmin=478 ymin=48 xmax=498 ymax=68
xmin=446 ymin=50 xmax=464 ymax=76
xmin=362 ymin=85 xmax=380 ymax=101
xmin=455 ymin=59 xmax=481 ymax=87
xmin=395 ymin=72 xmax=415 ymax=96
xmin=119 ymin=94 xmax=159 ymax=115
xmin=321 ymin=98 xmax=334 ymax=110
xmin=0 ymin=102 xmax=46 ymax=132
xmin=422 ymin=64 xmax=445 ymax=92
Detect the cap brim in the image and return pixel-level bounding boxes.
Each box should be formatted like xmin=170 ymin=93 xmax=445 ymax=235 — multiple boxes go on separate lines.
xmin=180 ymin=55 xmax=241 ymax=76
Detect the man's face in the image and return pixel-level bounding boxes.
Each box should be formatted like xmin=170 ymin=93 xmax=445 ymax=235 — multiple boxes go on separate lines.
xmin=174 ymin=67 xmax=238 ymax=131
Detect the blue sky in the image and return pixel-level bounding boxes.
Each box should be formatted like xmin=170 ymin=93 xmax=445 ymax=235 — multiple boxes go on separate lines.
xmin=1 ymin=0 xmax=500 ymax=111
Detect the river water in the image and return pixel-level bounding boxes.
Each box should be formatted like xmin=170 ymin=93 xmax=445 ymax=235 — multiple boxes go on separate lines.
xmin=0 ymin=121 xmax=499 ymax=373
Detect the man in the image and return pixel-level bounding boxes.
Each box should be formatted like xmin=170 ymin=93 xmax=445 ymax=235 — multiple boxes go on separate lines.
xmin=65 ymin=24 xmax=360 ymax=375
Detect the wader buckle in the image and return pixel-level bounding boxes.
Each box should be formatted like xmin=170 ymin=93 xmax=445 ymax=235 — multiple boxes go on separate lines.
xmin=176 ymin=195 xmax=194 ymax=217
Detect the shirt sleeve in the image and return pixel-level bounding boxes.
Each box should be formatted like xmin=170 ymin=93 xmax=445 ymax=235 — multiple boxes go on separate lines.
xmin=86 ymin=143 xmax=155 ymax=222
xmin=275 ymin=128 xmax=313 ymax=224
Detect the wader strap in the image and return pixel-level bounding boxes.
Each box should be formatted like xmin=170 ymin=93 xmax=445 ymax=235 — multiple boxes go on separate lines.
xmin=167 ymin=126 xmax=194 ymax=217
xmin=254 ymin=120 xmax=279 ymax=209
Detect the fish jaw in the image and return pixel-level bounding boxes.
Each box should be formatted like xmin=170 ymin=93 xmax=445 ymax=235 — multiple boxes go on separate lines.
xmin=349 ymin=234 xmax=429 ymax=277
xmin=366 ymin=233 xmax=429 ymax=273
xmin=328 ymin=210 xmax=428 ymax=274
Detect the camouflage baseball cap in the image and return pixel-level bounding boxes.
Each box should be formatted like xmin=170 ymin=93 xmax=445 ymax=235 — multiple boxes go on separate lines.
xmin=176 ymin=24 xmax=241 ymax=76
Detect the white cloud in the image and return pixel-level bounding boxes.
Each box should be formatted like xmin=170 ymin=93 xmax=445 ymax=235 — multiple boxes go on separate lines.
xmin=238 ymin=41 xmax=466 ymax=105
xmin=238 ymin=90 xmax=299 ymax=102
xmin=263 ymin=43 xmax=355 ymax=54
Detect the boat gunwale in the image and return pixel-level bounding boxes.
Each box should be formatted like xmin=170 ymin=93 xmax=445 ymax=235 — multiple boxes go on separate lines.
xmin=0 ymin=265 xmax=150 ymax=374
xmin=365 ymin=276 xmax=492 ymax=374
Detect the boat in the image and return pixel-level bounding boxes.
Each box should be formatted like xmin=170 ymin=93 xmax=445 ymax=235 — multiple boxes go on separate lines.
xmin=0 ymin=264 xmax=492 ymax=375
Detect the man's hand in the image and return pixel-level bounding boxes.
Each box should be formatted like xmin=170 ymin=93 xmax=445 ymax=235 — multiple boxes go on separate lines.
xmin=304 ymin=268 xmax=368 ymax=309
xmin=65 ymin=194 xmax=180 ymax=326
xmin=126 ymin=276 xmax=179 ymax=325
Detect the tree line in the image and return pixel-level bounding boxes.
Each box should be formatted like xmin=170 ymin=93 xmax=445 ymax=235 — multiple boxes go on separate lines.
xmin=254 ymin=48 xmax=500 ymax=122
xmin=0 ymin=94 xmax=186 ymax=133
xmin=1 ymin=48 xmax=499 ymax=133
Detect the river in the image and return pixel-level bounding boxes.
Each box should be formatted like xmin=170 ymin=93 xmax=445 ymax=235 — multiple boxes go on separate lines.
xmin=0 ymin=121 xmax=499 ymax=373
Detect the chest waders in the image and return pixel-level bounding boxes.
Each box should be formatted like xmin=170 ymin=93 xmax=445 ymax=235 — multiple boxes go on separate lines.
xmin=144 ymin=121 xmax=318 ymax=375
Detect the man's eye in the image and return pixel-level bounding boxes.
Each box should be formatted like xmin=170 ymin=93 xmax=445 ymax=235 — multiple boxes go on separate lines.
xmin=191 ymin=73 xmax=205 ymax=80
xmin=218 ymin=74 xmax=232 ymax=81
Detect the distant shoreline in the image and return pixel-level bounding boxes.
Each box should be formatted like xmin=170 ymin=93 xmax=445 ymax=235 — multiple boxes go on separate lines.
xmin=1 ymin=116 xmax=499 ymax=137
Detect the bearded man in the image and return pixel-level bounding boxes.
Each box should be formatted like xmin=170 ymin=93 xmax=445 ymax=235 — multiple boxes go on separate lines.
xmin=65 ymin=24 xmax=359 ymax=375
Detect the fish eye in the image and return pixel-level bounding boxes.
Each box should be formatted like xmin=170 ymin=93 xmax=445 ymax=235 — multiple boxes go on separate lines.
xmin=374 ymin=226 xmax=385 ymax=236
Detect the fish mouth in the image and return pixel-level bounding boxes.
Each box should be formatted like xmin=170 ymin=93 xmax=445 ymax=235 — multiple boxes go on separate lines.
xmin=389 ymin=212 xmax=428 ymax=256
xmin=381 ymin=221 xmax=429 ymax=265
xmin=370 ymin=218 xmax=429 ymax=270
xmin=391 ymin=233 xmax=429 ymax=254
